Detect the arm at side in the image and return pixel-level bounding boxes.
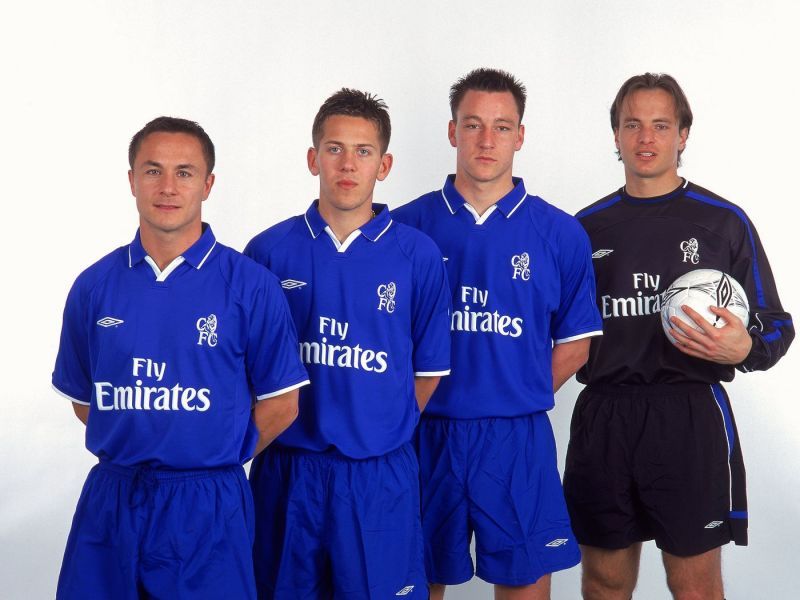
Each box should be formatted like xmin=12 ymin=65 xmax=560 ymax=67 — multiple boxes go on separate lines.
xmin=552 ymin=338 xmax=591 ymax=392
xmin=252 ymin=389 xmax=299 ymax=456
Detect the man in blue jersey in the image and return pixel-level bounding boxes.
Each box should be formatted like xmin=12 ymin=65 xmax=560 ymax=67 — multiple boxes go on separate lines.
xmin=52 ymin=116 xmax=309 ymax=600
xmin=564 ymin=74 xmax=794 ymax=599
xmin=392 ymin=68 xmax=603 ymax=600
xmin=245 ymin=89 xmax=452 ymax=599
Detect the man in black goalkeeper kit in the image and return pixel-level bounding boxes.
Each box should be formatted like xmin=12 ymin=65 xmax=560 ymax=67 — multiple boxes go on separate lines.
xmin=564 ymin=73 xmax=794 ymax=600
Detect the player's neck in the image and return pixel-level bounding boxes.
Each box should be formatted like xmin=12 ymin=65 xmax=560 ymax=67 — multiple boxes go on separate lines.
xmin=139 ymin=223 xmax=202 ymax=270
xmin=317 ymin=199 xmax=374 ymax=243
xmin=453 ymin=172 xmax=515 ymax=215
xmin=623 ymin=172 xmax=683 ymax=198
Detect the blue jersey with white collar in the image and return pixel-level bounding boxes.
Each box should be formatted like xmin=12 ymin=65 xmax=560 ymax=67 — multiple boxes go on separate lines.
xmin=52 ymin=225 xmax=309 ymax=469
xmin=392 ymin=176 xmax=602 ymax=418
xmin=244 ymin=202 xmax=451 ymax=459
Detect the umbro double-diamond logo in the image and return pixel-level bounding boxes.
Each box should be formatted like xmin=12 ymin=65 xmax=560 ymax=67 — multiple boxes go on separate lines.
xmin=281 ymin=279 xmax=307 ymax=290
xmin=545 ymin=538 xmax=569 ymax=547
xmin=705 ymin=521 xmax=724 ymax=529
xmin=592 ymin=249 xmax=614 ymax=259
xmin=395 ymin=585 xmax=415 ymax=596
xmin=97 ymin=316 xmax=124 ymax=328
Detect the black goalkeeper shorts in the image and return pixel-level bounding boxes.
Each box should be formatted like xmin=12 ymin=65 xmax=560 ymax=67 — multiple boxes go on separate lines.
xmin=563 ymin=383 xmax=747 ymax=557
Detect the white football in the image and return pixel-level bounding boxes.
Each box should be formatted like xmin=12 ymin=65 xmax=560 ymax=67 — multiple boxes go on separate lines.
xmin=660 ymin=269 xmax=750 ymax=344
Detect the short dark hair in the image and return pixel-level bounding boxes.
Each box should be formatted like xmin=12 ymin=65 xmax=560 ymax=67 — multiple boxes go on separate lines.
xmin=311 ymin=88 xmax=391 ymax=154
xmin=128 ymin=116 xmax=215 ymax=174
xmin=449 ymin=68 xmax=527 ymax=123
xmin=610 ymin=73 xmax=693 ymax=164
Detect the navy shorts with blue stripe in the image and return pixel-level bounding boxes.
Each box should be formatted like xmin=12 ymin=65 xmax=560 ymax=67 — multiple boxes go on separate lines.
xmin=564 ymin=383 xmax=748 ymax=557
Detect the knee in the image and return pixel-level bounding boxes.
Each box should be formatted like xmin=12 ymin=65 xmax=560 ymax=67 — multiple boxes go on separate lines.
xmin=666 ymin=579 xmax=723 ymax=600
xmin=581 ymin=568 xmax=636 ymax=600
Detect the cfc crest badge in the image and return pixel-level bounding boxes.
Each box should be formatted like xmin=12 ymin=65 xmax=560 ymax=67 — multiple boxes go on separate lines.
xmin=196 ymin=314 xmax=219 ymax=347
xmin=377 ymin=282 xmax=397 ymax=313
xmin=680 ymin=238 xmax=700 ymax=264
xmin=511 ymin=252 xmax=531 ymax=280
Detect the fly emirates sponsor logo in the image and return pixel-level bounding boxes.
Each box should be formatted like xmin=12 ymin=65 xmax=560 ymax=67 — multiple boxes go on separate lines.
xmin=94 ymin=357 xmax=211 ymax=412
xmin=601 ymin=272 xmax=664 ymax=318
xmin=452 ymin=286 xmax=523 ymax=338
xmin=300 ymin=316 xmax=389 ymax=373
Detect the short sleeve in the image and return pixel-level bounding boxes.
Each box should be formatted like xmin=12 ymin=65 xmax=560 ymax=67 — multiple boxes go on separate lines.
xmin=247 ymin=270 xmax=309 ymax=399
xmin=552 ymin=219 xmax=603 ymax=344
xmin=410 ymin=240 xmax=452 ymax=376
xmin=52 ymin=278 xmax=93 ymax=405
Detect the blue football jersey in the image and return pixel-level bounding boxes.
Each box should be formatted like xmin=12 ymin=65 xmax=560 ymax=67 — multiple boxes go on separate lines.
xmin=392 ymin=176 xmax=602 ymax=418
xmin=52 ymin=225 xmax=310 ymax=468
xmin=244 ymin=203 xmax=451 ymax=459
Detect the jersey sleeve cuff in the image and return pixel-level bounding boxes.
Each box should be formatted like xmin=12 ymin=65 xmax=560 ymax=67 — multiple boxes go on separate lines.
xmin=52 ymin=384 xmax=91 ymax=406
xmin=256 ymin=379 xmax=310 ymax=401
xmin=554 ymin=329 xmax=603 ymax=344
xmin=414 ymin=369 xmax=451 ymax=377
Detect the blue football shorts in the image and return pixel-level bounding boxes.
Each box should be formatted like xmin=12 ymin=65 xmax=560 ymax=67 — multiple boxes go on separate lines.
xmin=416 ymin=412 xmax=580 ymax=586
xmin=57 ymin=461 xmax=256 ymax=600
xmin=250 ymin=442 xmax=426 ymax=599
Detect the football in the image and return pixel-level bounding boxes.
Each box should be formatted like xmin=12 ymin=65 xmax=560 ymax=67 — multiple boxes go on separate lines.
xmin=661 ymin=269 xmax=750 ymax=344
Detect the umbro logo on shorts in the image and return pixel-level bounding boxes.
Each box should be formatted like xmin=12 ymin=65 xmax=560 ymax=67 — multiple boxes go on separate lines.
xmin=96 ymin=316 xmax=124 ymax=328
xmin=281 ymin=279 xmax=307 ymax=290
xmin=545 ymin=538 xmax=569 ymax=547
xmin=395 ymin=585 xmax=415 ymax=596
xmin=592 ymin=249 xmax=614 ymax=259
xmin=705 ymin=520 xmax=724 ymax=529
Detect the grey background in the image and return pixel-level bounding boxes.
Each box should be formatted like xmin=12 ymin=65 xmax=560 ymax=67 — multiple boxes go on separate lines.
xmin=1 ymin=1 xmax=798 ymax=597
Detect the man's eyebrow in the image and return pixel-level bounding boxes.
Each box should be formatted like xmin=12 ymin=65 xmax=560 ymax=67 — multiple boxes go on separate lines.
xmin=461 ymin=115 xmax=516 ymax=124
xmin=323 ymin=139 xmax=378 ymax=149
xmin=140 ymin=161 xmax=199 ymax=170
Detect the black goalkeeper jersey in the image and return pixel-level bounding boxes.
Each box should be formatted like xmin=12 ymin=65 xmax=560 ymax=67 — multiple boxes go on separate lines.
xmin=576 ymin=179 xmax=793 ymax=386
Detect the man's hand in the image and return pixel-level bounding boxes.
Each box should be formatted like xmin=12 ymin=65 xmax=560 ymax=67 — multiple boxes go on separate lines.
xmin=669 ymin=305 xmax=752 ymax=364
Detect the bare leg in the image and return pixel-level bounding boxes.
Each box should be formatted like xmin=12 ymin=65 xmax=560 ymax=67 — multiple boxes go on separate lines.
xmin=495 ymin=573 xmax=552 ymax=600
xmin=429 ymin=583 xmax=446 ymax=600
xmin=580 ymin=543 xmax=642 ymax=600
xmin=662 ymin=547 xmax=723 ymax=600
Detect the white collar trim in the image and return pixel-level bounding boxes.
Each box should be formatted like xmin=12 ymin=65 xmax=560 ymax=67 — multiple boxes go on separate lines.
xmin=144 ymin=255 xmax=186 ymax=282
xmin=324 ymin=227 xmax=362 ymax=253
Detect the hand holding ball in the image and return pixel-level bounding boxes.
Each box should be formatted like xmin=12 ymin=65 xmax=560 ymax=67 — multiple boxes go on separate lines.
xmin=661 ymin=269 xmax=749 ymax=345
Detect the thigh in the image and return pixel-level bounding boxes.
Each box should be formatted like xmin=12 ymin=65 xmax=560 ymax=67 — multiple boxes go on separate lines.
xmin=140 ymin=466 xmax=256 ymax=600
xmin=57 ymin=465 xmax=139 ymax=600
xmin=249 ymin=447 xmax=330 ymax=600
xmin=563 ymin=388 xmax=649 ymax=550
xmin=469 ymin=414 xmax=580 ymax=586
xmin=662 ymin=547 xmax=723 ymax=598
xmin=416 ymin=417 xmax=474 ymax=585
xmin=637 ymin=385 xmax=744 ymax=556
xmin=329 ymin=444 xmax=427 ymax=599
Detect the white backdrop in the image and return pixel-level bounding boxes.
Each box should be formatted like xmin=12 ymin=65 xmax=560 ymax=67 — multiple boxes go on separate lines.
xmin=1 ymin=1 xmax=798 ymax=598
